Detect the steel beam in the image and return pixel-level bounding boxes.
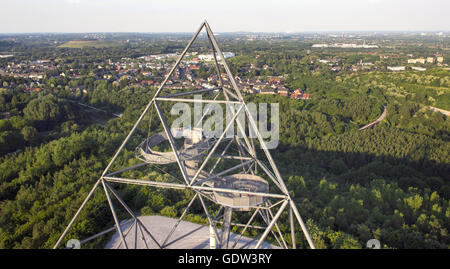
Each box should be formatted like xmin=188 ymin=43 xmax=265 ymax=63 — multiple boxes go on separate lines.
xmin=289 ymin=199 xmax=316 ymax=249
xmin=231 ymin=208 xmax=260 ymax=249
xmin=105 ymin=163 xmax=148 ymax=177
xmin=198 ymin=195 xmax=221 ymax=246
xmin=189 ymin=104 xmax=244 ymax=185
xmin=155 ymin=97 xmax=240 ymax=104
xmin=208 ymin=138 xmax=234 ymax=175
xmin=79 ymin=218 xmax=134 ymax=245
xmin=103 ymin=176 xmax=288 ymax=199
xmin=267 ymin=202 xmax=288 ymax=249
xmin=194 ymin=159 xmax=254 ymax=186
xmin=290 ymin=206 xmax=296 ymax=249
xmin=154 ymin=101 xmax=191 ymax=185
xmin=210 ymin=154 xmax=253 ymax=161
xmin=205 ymin=21 xmax=291 ymax=198
xmin=161 ymin=193 xmax=199 ymax=248
xmin=104 ymin=181 xmax=161 ymax=248
xmin=114 ymin=219 xmax=136 ymax=249
xmin=137 ymin=222 xmax=150 ymax=249
xmin=158 ymin=87 xmax=220 ymax=98
xmin=53 ymin=179 xmax=102 ymax=249
xmin=254 ymin=199 xmax=289 ymax=249
xmin=152 ymin=21 xmax=206 ymax=99
xmin=258 ymin=208 xmax=284 ymax=248
xmin=102 ymin=179 xmax=128 ymax=249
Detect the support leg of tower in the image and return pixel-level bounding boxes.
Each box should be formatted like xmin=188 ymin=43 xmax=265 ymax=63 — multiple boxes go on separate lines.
xmin=220 ymin=207 xmax=233 ymax=249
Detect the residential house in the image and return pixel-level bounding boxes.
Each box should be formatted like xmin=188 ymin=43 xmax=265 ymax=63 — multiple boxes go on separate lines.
xmin=290 ymin=89 xmax=303 ymax=99
xmin=277 ymin=87 xmax=289 ymax=97
xmin=417 ymin=58 xmax=426 ymax=64
xmin=260 ymin=88 xmax=277 ymax=95
xmin=301 ymin=93 xmax=310 ymax=100
xmin=268 ymin=78 xmax=282 ymax=85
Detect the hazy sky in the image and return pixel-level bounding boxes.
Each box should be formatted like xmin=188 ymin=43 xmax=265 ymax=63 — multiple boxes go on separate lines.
xmin=1 ymin=0 xmax=449 ymax=33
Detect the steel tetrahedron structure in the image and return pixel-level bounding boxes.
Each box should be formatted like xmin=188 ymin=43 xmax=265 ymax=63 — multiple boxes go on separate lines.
xmin=54 ymin=20 xmax=316 ymax=249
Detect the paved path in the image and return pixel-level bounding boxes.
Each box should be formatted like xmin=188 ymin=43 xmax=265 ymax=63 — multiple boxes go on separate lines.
xmin=105 ymin=215 xmax=279 ymax=249
xmin=427 ymin=106 xmax=450 ymax=117
xmin=358 ymin=105 xmax=387 ymax=131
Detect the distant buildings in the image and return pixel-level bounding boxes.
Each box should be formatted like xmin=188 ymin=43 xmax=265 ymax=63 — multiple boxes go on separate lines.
xmin=407 ymin=55 xmax=444 ymax=65
xmin=312 ymin=44 xmax=328 ymax=48
xmin=259 ymin=88 xmax=277 ymax=95
xmin=408 ymin=58 xmax=426 ymax=64
xmin=417 ymin=58 xmax=426 ymax=64
xmin=290 ymin=89 xmax=310 ymax=100
xmin=198 ymin=54 xmax=215 ymax=61
xmin=138 ymin=53 xmax=178 ymax=61
xmin=312 ymin=43 xmax=378 ymax=49
xmin=222 ymin=52 xmax=235 ymax=58
xmin=198 ymin=52 xmax=235 ymax=61
xmin=36 ymin=59 xmax=51 ymax=64
xmin=360 ymin=62 xmax=374 ymax=66
xmin=1 ymin=47 xmax=314 ymax=103
xmin=277 ymin=88 xmax=289 ymax=97
xmin=387 ymin=66 xmax=405 ymax=72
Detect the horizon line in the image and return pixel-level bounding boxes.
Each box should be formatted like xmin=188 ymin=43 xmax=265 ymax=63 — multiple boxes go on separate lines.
xmin=0 ymin=30 xmax=449 ymax=35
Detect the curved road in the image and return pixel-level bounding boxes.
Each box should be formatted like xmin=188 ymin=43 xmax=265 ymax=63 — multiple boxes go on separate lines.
xmin=358 ymin=105 xmax=387 ymax=131
xmin=427 ymin=106 xmax=450 ymax=117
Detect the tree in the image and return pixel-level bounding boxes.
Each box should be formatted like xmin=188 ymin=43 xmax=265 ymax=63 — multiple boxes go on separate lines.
xmin=160 ymin=206 xmax=177 ymax=218
xmin=404 ymin=194 xmax=423 ymax=212
xmin=23 ymin=95 xmax=62 ymax=121
xmin=329 ymin=159 xmax=348 ymax=174
xmin=21 ymin=126 xmax=38 ymax=144
xmin=23 ymin=94 xmax=67 ymax=130
xmin=0 ymin=130 xmax=23 ymax=154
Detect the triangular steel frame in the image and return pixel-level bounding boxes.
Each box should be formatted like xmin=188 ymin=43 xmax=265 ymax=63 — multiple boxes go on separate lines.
xmin=53 ymin=20 xmax=316 ymax=249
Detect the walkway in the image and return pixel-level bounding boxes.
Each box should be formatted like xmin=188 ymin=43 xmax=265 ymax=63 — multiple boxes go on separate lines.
xmin=105 ymin=215 xmax=279 ymax=249
xmin=358 ymin=105 xmax=387 ymax=131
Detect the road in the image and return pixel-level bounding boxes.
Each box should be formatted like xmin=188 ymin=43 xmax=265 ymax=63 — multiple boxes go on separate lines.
xmin=427 ymin=106 xmax=450 ymax=117
xmin=358 ymin=105 xmax=387 ymax=131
